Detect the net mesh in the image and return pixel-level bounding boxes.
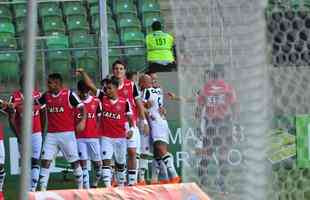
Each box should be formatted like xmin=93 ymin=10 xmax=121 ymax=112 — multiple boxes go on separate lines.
xmin=170 ymin=0 xmax=271 ymax=199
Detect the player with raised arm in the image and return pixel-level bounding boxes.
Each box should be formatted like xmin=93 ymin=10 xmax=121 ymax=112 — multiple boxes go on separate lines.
xmin=36 ymin=73 xmax=86 ymax=191
xmin=139 ymin=74 xmax=180 ymax=184
xmin=8 ymin=75 xmax=46 ymax=191
xmin=99 ymin=77 xmax=134 ymax=187
xmin=75 ymin=80 xmax=102 ymax=189
xmin=77 ymin=60 xmax=149 ymax=186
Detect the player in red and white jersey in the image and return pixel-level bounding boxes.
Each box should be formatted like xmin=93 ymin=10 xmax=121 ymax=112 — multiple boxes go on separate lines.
xmin=100 ymin=77 xmax=134 ymax=187
xmin=196 ymin=67 xmax=239 ymax=134
xmin=0 ymin=100 xmax=14 ymax=199
xmin=75 ymin=80 xmax=102 ymax=189
xmin=36 ymin=73 xmax=86 ymax=191
xmin=77 ymin=60 xmax=149 ymax=186
xmin=8 ymin=76 xmax=45 ymax=191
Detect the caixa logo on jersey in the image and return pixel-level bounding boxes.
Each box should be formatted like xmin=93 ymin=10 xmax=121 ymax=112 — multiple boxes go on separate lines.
xmin=77 ymin=113 xmax=95 ymax=119
xmin=48 ymin=106 xmax=65 ymax=113
xmin=102 ymin=111 xmax=121 ymax=119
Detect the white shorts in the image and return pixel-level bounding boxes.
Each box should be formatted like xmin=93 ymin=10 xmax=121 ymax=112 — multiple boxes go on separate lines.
xmin=0 ymin=140 xmax=4 ymax=164
xmin=41 ymin=132 xmax=79 ymax=163
xmin=127 ymin=126 xmax=140 ymax=153
xmin=100 ymin=137 xmax=126 ymax=164
xmin=150 ymin=119 xmax=170 ymax=144
xmin=77 ymin=138 xmax=101 ymax=161
xmin=32 ymin=133 xmax=42 ymax=160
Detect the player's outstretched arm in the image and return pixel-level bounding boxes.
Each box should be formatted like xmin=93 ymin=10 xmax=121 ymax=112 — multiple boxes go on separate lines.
xmin=76 ymin=68 xmax=98 ymax=95
xmin=166 ymin=91 xmax=195 ymax=103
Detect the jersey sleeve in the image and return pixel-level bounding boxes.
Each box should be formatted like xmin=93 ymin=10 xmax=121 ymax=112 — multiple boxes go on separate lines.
xmin=96 ymin=89 xmax=105 ymax=100
xmin=69 ymin=91 xmax=83 ymax=108
xmin=133 ymin=83 xmax=140 ymax=100
xmin=36 ymin=92 xmax=47 ymax=106
xmin=8 ymin=95 xmax=14 ymax=104
xmin=125 ymin=100 xmax=132 ymax=116
xmin=96 ymin=101 xmax=103 ymax=117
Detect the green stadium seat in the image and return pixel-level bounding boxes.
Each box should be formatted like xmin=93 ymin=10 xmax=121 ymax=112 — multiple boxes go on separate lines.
xmin=46 ymin=35 xmax=69 ymax=49
xmin=73 ymin=50 xmax=98 ymax=75
xmin=125 ymin=47 xmax=146 ymax=71
xmin=114 ymin=1 xmax=137 ymax=19
xmin=15 ymin=17 xmax=25 ymax=36
xmin=0 ymin=53 xmax=19 ymax=81
xmin=141 ymin=1 xmax=160 ymax=20
xmin=0 ymin=36 xmax=17 ymax=49
xmin=118 ymin=15 xmax=141 ymax=38
xmin=122 ymin=31 xmax=145 ymax=45
xmin=90 ymin=4 xmax=112 ymax=17
xmin=66 ymin=15 xmax=89 ymax=32
xmin=0 ymin=6 xmax=12 ymax=23
xmin=47 ymin=50 xmax=71 ymax=74
xmin=70 ymin=33 xmax=95 ymax=48
xmin=108 ymin=30 xmax=120 ymax=45
xmin=39 ymin=3 xmax=62 ymax=18
xmin=88 ymin=0 xmax=99 ymax=7
xmin=137 ymin=0 xmax=158 ymax=14
xmin=42 ymin=16 xmax=66 ymax=35
xmin=92 ymin=15 xmax=116 ymax=32
xmin=108 ymin=48 xmax=121 ymax=69
xmin=63 ymin=2 xmax=86 ymax=16
xmin=12 ymin=3 xmax=27 ymax=19
xmin=0 ymin=23 xmax=15 ymax=38
xmin=15 ymin=18 xmax=39 ymax=37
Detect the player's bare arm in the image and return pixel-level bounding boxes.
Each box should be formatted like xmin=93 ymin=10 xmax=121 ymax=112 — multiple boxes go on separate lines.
xmin=76 ymin=68 xmax=98 ymax=95
xmin=144 ymin=99 xmax=154 ymax=109
xmin=166 ymin=91 xmax=195 ymax=103
xmin=76 ymin=105 xmax=86 ymax=134
xmin=136 ymin=98 xmax=150 ymax=135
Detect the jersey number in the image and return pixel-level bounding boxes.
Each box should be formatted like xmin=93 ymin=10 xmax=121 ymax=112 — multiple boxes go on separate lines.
xmin=155 ymin=38 xmax=166 ymax=46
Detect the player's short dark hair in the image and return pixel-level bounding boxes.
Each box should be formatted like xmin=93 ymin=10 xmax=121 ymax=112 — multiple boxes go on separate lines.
xmin=145 ymin=70 xmax=156 ymax=76
xmin=48 ymin=73 xmax=63 ymax=83
xmin=77 ymin=80 xmax=89 ymax=93
xmin=126 ymin=71 xmax=137 ymax=80
xmin=112 ymin=60 xmax=127 ymax=70
xmin=106 ymin=76 xmax=119 ymax=88
xmin=152 ymin=21 xmax=162 ymax=31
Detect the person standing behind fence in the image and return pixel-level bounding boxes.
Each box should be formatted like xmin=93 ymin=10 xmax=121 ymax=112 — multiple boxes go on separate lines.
xmin=146 ymin=21 xmax=177 ymax=72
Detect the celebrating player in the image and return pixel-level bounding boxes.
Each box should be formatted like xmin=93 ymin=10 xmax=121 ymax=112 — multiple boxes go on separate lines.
xmin=99 ymin=77 xmax=134 ymax=187
xmin=77 ymin=60 xmax=149 ymax=186
xmin=36 ymin=73 xmax=86 ymax=191
xmin=75 ymin=80 xmax=102 ymax=189
xmin=8 ymin=76 xmax=45 ymax=191
xmin=139 ymin=74 xmax=180 ymax=184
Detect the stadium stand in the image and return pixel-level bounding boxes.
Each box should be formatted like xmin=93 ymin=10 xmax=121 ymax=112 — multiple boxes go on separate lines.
xmin=0 ymin=0 xmax=165 ymax=85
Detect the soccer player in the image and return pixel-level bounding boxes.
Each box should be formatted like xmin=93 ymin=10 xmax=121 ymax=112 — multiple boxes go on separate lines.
xmin=77 ymin=61 xmax=149 ymax=186
xmin=139 ymin=74 xmax=180 ymax=184
xmin=8 ymin=76 xmax=45 ymax=191
xmin=0 ymin=100 xmax=13 ymax=198
xmin=36 ymin=73 xmax=86 ymax=191
xmin=100 ymin=77 xmax=134 ymax=187
xmin=75 ymin=80 xmax=102 ymax=189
